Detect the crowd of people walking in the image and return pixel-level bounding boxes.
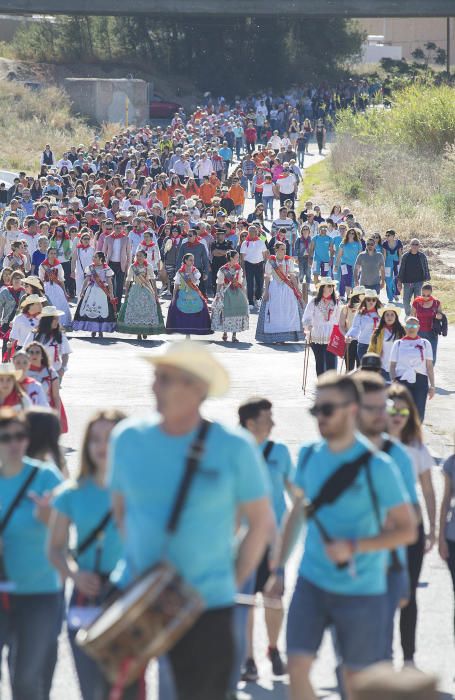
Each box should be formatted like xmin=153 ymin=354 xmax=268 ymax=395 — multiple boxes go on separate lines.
xmin=0 ymin=91 xmax=452 ymax=700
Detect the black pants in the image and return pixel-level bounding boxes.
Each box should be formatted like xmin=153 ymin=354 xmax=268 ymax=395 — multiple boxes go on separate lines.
xmin=280 ymin=192 xmax=295 ymax=207
xmin=446 ymin=539 xmax=455 ymax=638
xmin=244 ymin=260 xmax=264 ymax=305
xmin=345 ymin=339 xmax=359 ymax=372
xmin=61 ymin=260 xmax=75 ymax=297
xmin=311 ymin=342 xmax=337 ymax=376
xmin=400 ymin=523 xmax=425 ymax=661
xmin=168 ymin=607 xmax=234 ymax=700
xmin=110 ymin=261 xmax=125 ymax=301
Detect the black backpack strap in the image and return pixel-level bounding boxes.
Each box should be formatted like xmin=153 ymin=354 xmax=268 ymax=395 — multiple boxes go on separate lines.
xmin=167 ymin=419 xmax=211 ymax=534
xmin=262 ymin=441 xmax=274 ymax=462
xmin=0 ymin=466 xmax=39 ymax=534
xmin=305 ymin=451 xmax=373 ymax=518
xmin=74 ymin=511 xmax=112 ymax=558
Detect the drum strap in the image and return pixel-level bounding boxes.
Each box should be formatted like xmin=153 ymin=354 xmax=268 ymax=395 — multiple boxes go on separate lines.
xmin=167 ymin=419 xmax=211 ymax=534
xmin=74 ymin=511 xmax=112 ymax=559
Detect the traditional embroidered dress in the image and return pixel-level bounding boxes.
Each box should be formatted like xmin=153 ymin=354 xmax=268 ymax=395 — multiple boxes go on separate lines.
xmin=166 ymin=266 xmax=212 ymax=335
xmin=256 ymin=256 xmax=304 ymax=343
xmin=211 ymin=263 xmax=249 ymax=333
xmin=73 ymin=264 xmax=116 ymax=333
xmin=74 ymin=244 xmax=96 ymax=297
xmin=117 ymin=262 xmax=165 ymax=335
xmin=39 ymin=259 xmax=72 ymax=328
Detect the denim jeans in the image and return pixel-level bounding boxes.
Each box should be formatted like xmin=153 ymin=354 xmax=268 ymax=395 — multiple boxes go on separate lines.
xmin=1 ymin=591 xmax=64 ymax=700
xmin=419 ymin=330 xmax=438 ymax=364
xmin=403 ymin=281 xmax=423 ymax=316
xmin=298 ymin=257 xmax=311 ymax=285
xmin=398 ymin=374 xmax=428 ymax=421
xmin=262 ymin=195 xmax=274 ymax=220
xmin=357 ymin=342 xmax=370 ymax=364
xmin=297 ymin=151 xmax=305 ymax=167
xmin=244 ymin=260 xmax=264 ymax=305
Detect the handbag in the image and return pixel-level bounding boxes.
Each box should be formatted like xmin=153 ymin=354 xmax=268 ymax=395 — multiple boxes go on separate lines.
xmin=327 ymin=324 xmax=346 ymax=358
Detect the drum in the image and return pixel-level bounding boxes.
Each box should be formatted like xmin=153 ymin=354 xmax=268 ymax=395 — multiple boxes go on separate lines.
xmin=76 ymin=562 xmax=205 ymax=686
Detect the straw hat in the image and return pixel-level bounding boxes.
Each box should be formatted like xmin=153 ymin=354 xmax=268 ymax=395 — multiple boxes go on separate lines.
xmin=316 ymin=277 xmax=338 ymax=289
xmin=142 ymin=341 xmax=230 ymax=398
xmin=363 ymin=289 xmax=380 ymax=299
xmin=40 ymin=306 xmax=65 ymax=318
xmin=348 ymin=285 xmax=366 ymax=299
xmin=20 ymin=294 xmax=46 ymax=309
xmin=0 ymin=363 xmax=21 ymax=380
xmin=22 ymin=276 xmax=44 ymax=291
xmin=379 ymin=303 xmax=401 ymax=317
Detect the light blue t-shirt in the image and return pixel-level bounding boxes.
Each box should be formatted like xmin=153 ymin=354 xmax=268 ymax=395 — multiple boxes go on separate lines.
xmin=108 ymin=417 xmax=270 ymax=608
xmin=259 ymin=440 xmax=294 ymax=524
xmin=331 ymin=235 xmax=343 ymax=254
xmin=294 ymin=433 xmax=409 ymax=595
xmin=313 ymin=234 xmax=331 ymax=262
xmin=340 ymin=240 xmax=362 ymax=267
xmin=53 ymin=478 xmax=122 ymax=575
xmin=0 ymin=458 xmax=62 ymax=594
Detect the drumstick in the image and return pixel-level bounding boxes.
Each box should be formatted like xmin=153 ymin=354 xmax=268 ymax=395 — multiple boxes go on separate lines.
xmin=235 ymin=593 xmax=283 ymax=610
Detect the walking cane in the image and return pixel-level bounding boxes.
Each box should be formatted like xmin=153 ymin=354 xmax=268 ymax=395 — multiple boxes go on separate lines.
xmin=302 ymin=331 xmax=311 ymax=393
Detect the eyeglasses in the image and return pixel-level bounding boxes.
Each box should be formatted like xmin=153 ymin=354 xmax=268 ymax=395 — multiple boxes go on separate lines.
xmin=386 ymin=406 xmax=410 ymax=417
xmin=309 ymin=401 xmax=352 ymax=418
xmin=0 ymin=431 xmax=28 ymax=444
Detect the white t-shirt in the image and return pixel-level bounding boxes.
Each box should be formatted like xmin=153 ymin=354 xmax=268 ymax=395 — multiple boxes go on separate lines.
xmin=276 ymin=174 xmax=296 ymax=195
xmin=240 ymin=238 xmax=267 ymax=264
xmin=110 ymin=237 xmax=123 ymax=263
xmin=406 ymin=441 xmax=434 ymax=478
xmin=390 ymin=337 xmax=433 ymax=383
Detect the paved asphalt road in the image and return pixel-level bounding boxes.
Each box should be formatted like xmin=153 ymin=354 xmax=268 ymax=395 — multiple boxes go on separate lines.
xmin=3 ymin=143 xmax=455 ymax=698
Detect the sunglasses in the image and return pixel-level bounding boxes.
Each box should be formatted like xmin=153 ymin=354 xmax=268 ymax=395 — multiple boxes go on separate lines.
xmin=309 ymin=400 xmax=352 ymax=418
xmin=386 ymin=407 xmax=410 ymax=417
xmin=0 ymin=431 xmax=28 ymax=444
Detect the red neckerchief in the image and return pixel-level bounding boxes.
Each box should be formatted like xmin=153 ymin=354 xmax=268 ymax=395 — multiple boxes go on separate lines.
xmin=245 ymin=234 xmax=258 ymax=247
xmin=3 ymin=389 xmax=22 ymax=407
xmin=179 ymin=264 xmax=197 ymax=273
xmin=110 ymin=231 xmax=127 ymax=240
xmin=321 ymin=295 xmax=334 ymax=321
xmin=363 ymin=308 xmax=380 ymax=329
xmin=131 ymin=228 xmax=144 ymax=236
xmin=24 ymin=229 xmax=39 ymax=237
xmin=29 ymin=364 xmax=42 ymax=372
xmin=414 ymin=296 xmax=437 ymax=306
xmin=186 ymin=237 xmax=201 ymax=247
xmin=20 ymin=377 xmax=34 ymax=386
xmin=402 ymin=335 xmax=424 ymax=362
xmin=77 ymin=243 xmax=91 ymax=249
xmin=42 ymin=258 xmax=60 ymax=267
xmin=133 ymin=261 xmax=147 ymax=268
xmin=141 ymin=241 xmax=155 ymax=248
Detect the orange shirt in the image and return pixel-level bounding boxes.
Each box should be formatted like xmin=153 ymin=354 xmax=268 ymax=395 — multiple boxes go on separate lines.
xmin=199 ymin=183 xmax=216 ymax=205
xmin=208 ymin=175 xmax=221 ymax=189
xmin=156 ymin=188 xmax=170 ymax=209
xmin=228 ymin=184 xmax=245 ymax=206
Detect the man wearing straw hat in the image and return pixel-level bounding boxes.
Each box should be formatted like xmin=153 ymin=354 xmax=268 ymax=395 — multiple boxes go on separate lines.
xmin=108 ymin=341 xmax=274 ymax=700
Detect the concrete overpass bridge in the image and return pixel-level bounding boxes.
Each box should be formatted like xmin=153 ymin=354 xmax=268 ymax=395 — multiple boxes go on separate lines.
xmin=1 ymin=0 xmax=454 ymax=16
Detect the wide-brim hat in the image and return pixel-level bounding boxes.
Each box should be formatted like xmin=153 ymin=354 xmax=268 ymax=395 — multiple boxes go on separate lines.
xmin=349 ymin=285 xmax=366 ymax=299
xmin=22 ymin=276 xmax=44 ymax=291
xmin=40 ymin=306 xmax=65 ymax=318
xmin=142 ymin=341 xmax=230 ymax=398
xmin=0 ymin=363 xmax=22 ymax=380
xmin=379 ymin=303 xmax=401 ymax=317
xmin=316 ymin=277 xmax=338 ymax=289
xmin=20 ymin=294 xmax=46 ymax=309
xmin=363 ymin=289 xmax=380 ymax=300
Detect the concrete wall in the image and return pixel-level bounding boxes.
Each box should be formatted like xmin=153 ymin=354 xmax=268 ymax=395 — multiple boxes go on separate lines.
xmin=359 ymin=18 xmax=455 ymax=61
xmin=64 ymin=78 xmax=148 ymax=126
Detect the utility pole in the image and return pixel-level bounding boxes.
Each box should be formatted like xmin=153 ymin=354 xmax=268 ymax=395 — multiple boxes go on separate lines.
xmin=448 ymin=17 xmax=451 ymax=75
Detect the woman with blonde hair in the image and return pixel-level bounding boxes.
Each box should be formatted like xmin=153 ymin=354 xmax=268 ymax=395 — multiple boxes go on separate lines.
xmin=48 ymin=410 xmax=126 ymax=700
